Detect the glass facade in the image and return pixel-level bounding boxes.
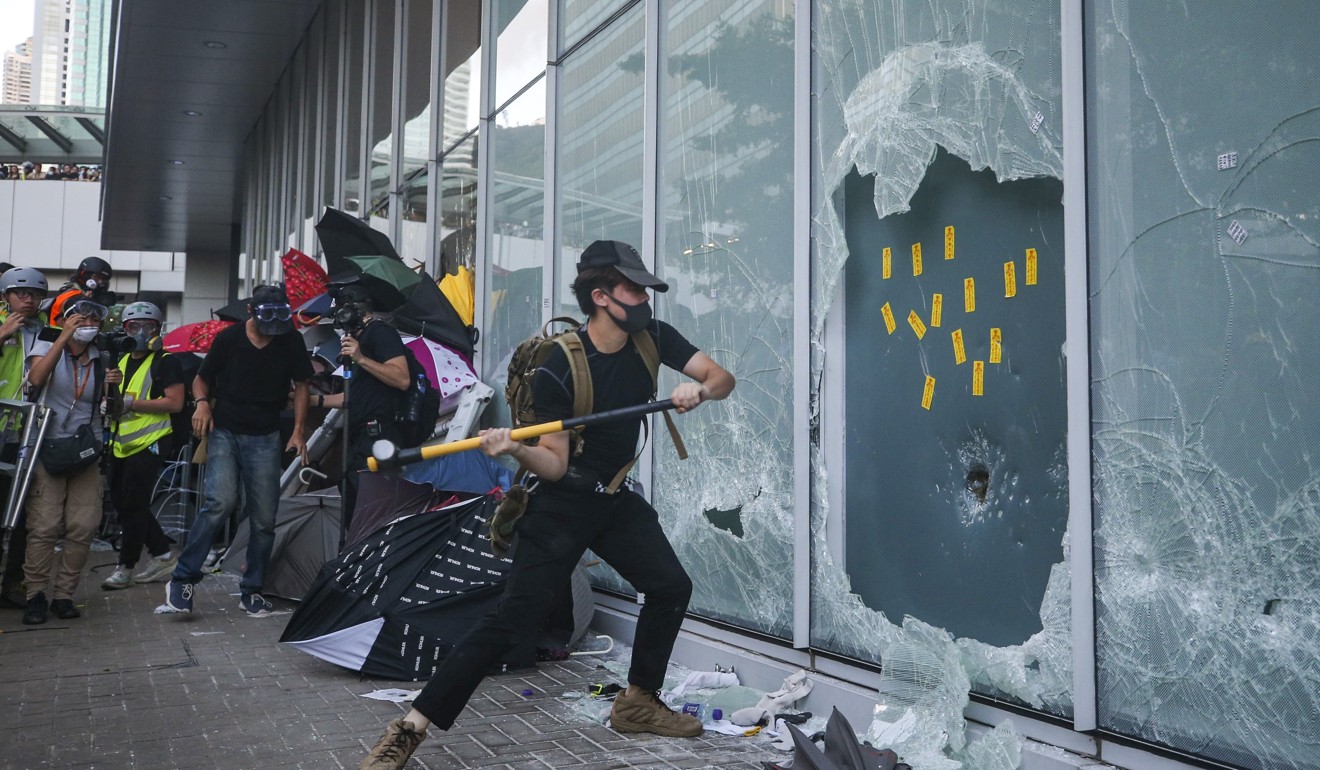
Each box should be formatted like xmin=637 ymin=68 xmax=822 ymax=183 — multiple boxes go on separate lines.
xmin=231 ymin=2 xmax=1320 ymax=767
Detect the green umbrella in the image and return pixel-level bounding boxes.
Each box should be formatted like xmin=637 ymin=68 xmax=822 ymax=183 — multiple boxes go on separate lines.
xmin=339 ymin=255 xmax=421 ymax=310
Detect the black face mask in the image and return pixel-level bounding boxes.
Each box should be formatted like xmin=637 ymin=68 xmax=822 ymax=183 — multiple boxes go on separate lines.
xmin=604 ymin=292 xmax=653 ymax=334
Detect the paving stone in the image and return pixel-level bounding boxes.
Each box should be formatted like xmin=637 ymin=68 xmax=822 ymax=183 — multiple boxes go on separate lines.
xmin=0 ymin=552 xmax=779 ymax=770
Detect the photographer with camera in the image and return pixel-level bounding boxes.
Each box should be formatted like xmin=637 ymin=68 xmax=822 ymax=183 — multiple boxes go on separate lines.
xmin=317 ymin=284 xmax=410 ymax=529
xmin=0 ymin=267 xmax=49 ymax=609
xmin=99 ymin=302 xmax=184 ymax=591
xmin=20 ymin=300 xmax=109 ymax=625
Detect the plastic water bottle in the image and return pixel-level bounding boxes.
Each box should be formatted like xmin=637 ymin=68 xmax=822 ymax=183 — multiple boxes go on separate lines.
xmin=681 ymin=703 xmax=723 ymax=723
xmin=405 ymin=372 xmax=427 ymax=422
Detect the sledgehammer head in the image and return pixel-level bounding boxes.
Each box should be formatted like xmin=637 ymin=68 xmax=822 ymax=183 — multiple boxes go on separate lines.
xmin=367 ymin=440 xmax=398 ymax=472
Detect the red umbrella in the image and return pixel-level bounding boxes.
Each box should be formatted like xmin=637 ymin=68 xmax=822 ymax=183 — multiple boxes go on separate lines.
xmin=162 ymin=320 xmax=235 ymax=354
xmin=282 ymin=248 xmax=329 ymax=310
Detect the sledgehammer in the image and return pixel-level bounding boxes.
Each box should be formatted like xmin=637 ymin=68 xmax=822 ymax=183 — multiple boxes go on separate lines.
xmin=368 ymin=399 xmax=677 ymax=471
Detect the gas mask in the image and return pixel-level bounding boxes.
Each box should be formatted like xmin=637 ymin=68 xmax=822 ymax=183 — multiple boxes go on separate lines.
xmin=604 ymin=292 xmax=653 ymax=334
xmin=84 ymin=278 xmax=101 ymax=291
xmin=131 ymin=331 xmax=163 ymax=352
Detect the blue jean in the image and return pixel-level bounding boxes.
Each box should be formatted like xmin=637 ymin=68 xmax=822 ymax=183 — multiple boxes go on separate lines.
xmin=173 ymin=429 xmax=281 ymax=594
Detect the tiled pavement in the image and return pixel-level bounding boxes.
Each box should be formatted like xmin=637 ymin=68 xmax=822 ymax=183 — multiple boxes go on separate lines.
xmin=0 ymin=551 xmax=775 ymax=770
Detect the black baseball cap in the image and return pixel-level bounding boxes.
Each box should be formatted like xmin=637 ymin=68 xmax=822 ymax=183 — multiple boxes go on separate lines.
xmin=250 ymin=284 xmax=289 ymax=306
xmin=577 ymin=240 xmax=669 ymax=292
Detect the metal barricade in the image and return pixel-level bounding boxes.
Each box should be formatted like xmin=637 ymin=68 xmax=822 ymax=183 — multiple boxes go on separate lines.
xmin=0 ymin=397 xmax=52 ymax=530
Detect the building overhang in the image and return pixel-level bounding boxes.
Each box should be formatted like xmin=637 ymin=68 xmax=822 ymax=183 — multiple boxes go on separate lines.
xmin=101 ymin=0 xmax=322 ymax=254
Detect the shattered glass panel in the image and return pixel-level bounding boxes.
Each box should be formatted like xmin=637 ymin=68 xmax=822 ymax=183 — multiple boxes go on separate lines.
xmin=484 ymin=81 xmax=547 ymax=427
xmin=1087 ymin=3 xmax=1320 ymax=767
xmin=812 ymin=0 xmax=1071 ymax=762
xmin=556 ymin=5 xmax=644 ymax=252
xmin=649 ymin=2 xmax=795 ymax=636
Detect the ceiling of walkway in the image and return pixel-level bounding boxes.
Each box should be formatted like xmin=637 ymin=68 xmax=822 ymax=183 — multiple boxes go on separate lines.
xmin=102 ymin=0 xmax=321 ymax=254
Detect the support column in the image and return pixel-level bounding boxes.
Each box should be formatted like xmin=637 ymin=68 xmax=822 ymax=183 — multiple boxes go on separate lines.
xmin=180 ymin=252 xmax=235 ymax=325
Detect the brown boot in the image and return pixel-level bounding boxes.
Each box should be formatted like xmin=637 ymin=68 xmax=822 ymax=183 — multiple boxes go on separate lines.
xmin=358 ymin=719 xmax=427 ymax=770
xmin=610 ymin=688 xmax=703 ymax=737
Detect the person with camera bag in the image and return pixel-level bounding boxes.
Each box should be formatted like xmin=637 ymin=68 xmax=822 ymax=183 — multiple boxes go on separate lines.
xmin=99 ymin=302 xmax=184 ymax=591
xmin=159 ymin=285 xmax=312 ymax=617
xmin=20 ymin=300 xmax=109 ymax=625
xmin=317 ymin=284 xmax=410 ymax=530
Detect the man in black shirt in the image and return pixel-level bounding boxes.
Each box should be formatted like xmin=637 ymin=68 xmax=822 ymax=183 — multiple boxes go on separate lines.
xmin=317 ymin=284 xmax=410 ymax=530
xmin=360 ymin=240 xmax=735 ymax=770
xmin=161 ymin=285 xmax=312 ymax=617
xmin=101 ymin=302 xmax=185 ymax=591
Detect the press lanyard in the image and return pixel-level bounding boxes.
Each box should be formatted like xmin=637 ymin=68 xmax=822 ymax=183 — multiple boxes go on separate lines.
xmin=67 ymin=351 xmax=92 ymax=414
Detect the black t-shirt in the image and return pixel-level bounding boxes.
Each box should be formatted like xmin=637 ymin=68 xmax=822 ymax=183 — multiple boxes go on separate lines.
xmin=199 ymin=323 xmax=314 ymax=435
xmin=119 ymin=351 xmax=185 ymax=400
xmin=532 ymin=319 xmax=698 ymax=485
xmin=346 ymin=320 xmax=409 ymax=429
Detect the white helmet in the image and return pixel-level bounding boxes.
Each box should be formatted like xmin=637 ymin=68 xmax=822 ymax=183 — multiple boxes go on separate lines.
xmin=122 ymin=301 xmax=164 ymax=325
xmin=0 ymin=267 xmax=48 ymax=295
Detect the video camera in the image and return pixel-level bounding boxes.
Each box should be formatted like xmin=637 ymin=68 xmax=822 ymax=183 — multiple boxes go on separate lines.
xmin=96 ymin=331 xmax=138 ymax=355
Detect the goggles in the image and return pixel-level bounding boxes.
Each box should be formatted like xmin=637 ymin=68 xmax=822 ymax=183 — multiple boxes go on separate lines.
xmin=124 ymin=320 xmax=160 ymax=334
xmin=254 ymin=303 xmax=293 ymax=323
xmin=65 ymin=300 xmax=109 ymax=322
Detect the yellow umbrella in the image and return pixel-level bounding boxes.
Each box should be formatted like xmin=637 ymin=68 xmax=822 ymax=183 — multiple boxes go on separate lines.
xmin=439 ymin=266 xmax=475 ymax=327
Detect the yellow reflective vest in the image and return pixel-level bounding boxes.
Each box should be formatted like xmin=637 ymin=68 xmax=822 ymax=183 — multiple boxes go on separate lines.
xmin=109 ymin=352 xmax=173 ymax=459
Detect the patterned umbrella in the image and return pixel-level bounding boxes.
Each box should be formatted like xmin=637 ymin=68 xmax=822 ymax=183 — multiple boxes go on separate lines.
xmin=161 ymin=320 xmax=236 ymax=354
xmin=282 ymin=248 xmax=329 ymax=310
xmin=401 ymin=335 xmax=478 ymax=399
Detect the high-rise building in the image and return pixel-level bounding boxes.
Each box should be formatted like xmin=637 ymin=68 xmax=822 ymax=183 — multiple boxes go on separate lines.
xmin=1 ymin=38 xmax=32 ymax=104
xmin=31 ymin=0 xmax=109 ymax=107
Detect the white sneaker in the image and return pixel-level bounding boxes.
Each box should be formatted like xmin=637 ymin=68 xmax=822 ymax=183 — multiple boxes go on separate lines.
xmin=133 ymin=553 xmax=177 ymax=583
xmin=101 ymin=566 xmax=133 ymax=590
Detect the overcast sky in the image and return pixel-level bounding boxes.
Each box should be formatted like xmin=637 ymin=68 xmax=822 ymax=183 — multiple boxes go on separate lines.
xmin=1 ymin=0 xmax=35 ymax=54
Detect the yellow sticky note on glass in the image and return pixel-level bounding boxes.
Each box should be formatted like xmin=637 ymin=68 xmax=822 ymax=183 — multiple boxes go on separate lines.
xmin=882 ymin=302 xmax=896 ymax=334
xmin=883 ymin=247 xmax=892 ymax=280
xmin=990 ymin=327 xmax=1002 ymax=363
xmin=931 ymin=293 xmax=943 ymax=327
xmin=912 ymin=243 xmax=923 ymax=276
xmin=944 ymin=226 xmax=955 ymax=260
xmin=1026 ymin=248 xmax=1038 ymax=285
xmin=908 ymin=310 xmax=927 ymax=339
xmin=921 ymin=375 xmax=936 ymax=410
xmin=964 ymin=277 xmax=976 ymax=312
xmin=973 ymin=361 xmax=985 ymax=395
xmin=1004 ymin=261 xmax=1017 ymax=298
xmin=952 ymin=329 xmax=966 ymax=365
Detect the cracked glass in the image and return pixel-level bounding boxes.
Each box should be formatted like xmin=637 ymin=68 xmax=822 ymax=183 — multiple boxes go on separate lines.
xmin=1087 ymin=3 xmax=1320 ymax=767
xmin=651 ymin=3 xmax=796 ymax=636
xmin=812 ymin=0 xmax=1069 ymax=764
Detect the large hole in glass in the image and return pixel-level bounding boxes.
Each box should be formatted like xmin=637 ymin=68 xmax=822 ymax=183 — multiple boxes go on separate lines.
xmin=841 ymin=147 xmax=1067 ymax=648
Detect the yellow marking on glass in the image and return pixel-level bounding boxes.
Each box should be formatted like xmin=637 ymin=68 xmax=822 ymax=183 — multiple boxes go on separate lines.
xmin=945 ymin=226 xmax=955 ymax=260
xmin=908 ymin=310 xmax=927 ymax=339
xmin=931 ymin=293 xmax=943 ymax=327
xmin=952 ymin=329 xmax=966 ymax=364
xmin=912 ymin=243 xmax=923 ymax=276
xmin=922 ymin=375 xmax=936 ymax=410
xmin=973 ymin=361 xmax=985 ymax=396
xmin=990 ymin=327 xmax=1002 ymax=363
xmin=883 ymin=247 xmax=892 ymax=279
xmin=1004 ymin=261 xmax=1017 ymax=298
xmin=1026 ymin=248 xmax=1038 ymax=285
xmin=882 ymin=302 xmax=896 ymax=334
xmin=964 ymin=277 xmax=976 ymax=312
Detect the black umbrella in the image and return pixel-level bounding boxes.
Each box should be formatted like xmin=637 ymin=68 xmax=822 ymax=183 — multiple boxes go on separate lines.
xmin=220 ymin=492 xmax=341 ymax=601
xmin=214 ymin=297 xmax=250 ymax=322
xmin=315 ymin=207 xmax=402 ymax=267
xmin=767 ymin=710 xmax=902 ymax=770
xmin=279 ymin=494 xmax=545 ymax=679
xmin=391 ymin=271 xmax=477 ymax=358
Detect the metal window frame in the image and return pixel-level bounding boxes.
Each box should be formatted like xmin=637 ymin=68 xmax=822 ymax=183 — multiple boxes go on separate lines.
xmin=424 ymin=0 xmax=445 ymax=276
xmin=541 ymin=0 xmax=559 ymax=327
xmin=472 ymin=0 xmax=495 ymax=380
xmin=388 ymin=0 xmax=406 ymax=243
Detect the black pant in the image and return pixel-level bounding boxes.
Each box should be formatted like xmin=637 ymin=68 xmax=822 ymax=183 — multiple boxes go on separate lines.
xmin=108 ymin=449 xmax=174 ymax=568
xmin=411 ymin=486 xmax=692 ymax=729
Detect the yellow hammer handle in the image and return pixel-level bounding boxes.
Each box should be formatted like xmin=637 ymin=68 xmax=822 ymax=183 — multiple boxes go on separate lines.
xmin=367 ymin=420 xmax=566 ymax=471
